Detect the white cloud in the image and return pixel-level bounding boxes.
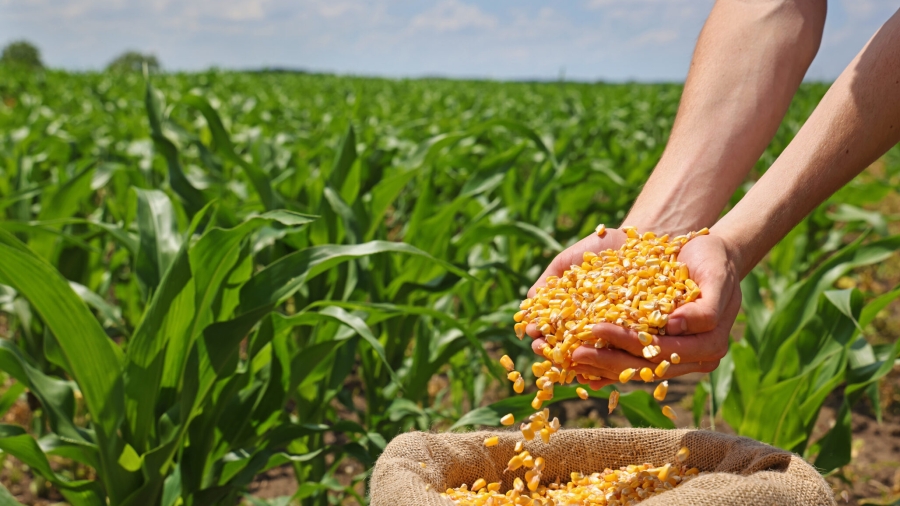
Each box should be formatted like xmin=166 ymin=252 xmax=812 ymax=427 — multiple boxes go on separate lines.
xmin=631 ymin=28 xmax=678 ymax=46
xmin=409 ymin=0 xmax=497 ymax=33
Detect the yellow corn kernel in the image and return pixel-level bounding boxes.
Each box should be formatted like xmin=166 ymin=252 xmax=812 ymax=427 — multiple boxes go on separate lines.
xmin=676 ymin=446 xmax=690 ymax=463
xmin=484 ymin=436 xmax=499 ymax=447
xmin=507 ymin=455 xmax=524 ymax=471
xmin=513 ymin=377 xmax=525 ymax=394
xmin=527 ymin=472 xmax=541 ymax=491
xmin=521 ymin=423 xmax=535 ymax=441
xmin=637 ymin=331 xmax=652 ymax=346
xmin=487 ymin=482 xmax=501 ymax=492
xmin=540 ymin=428 xmax=551 ymax=444
xmin=655 ymin=360 xmax=670 ymax=378
xmin=536 ymin=389 xmax=553 ymax=401
xmin=532 ymin=362 xmax=548 ymax=377
xmin=534 ymin=457 xmax=545 ymax=471
xmin=514 ymin=441 xmax=524 ymax=452
xmin=472 ymin=478 xmax=487 ymax=491
xmin=670 ymin=352 xmax=681 ymax=364
xmin=513 ymin=477 xmax=525 ymax=493
xmin=595 ymin=223 xmax=606 ymax=237
xmin=501 ymin=413 xmax=515 ymax=426
xmin=653 ymin=380 xmax=669 ymax=401
xmin=531 ymin=397 xmax=543 ymax=410
xmin=640 ymin=367 xmax=654 ymax=382
xmin=419 ymin=461 xmax=426 ymax=468
xmin=576 ymin=387 xmax=589 ymax=400
xmin=514 ymin=310 xmax=526 ymax=323
xmin=514 ymin=322 xmax=526 ymax=339
xmin=662 ymin=405 xmax=677 ymax=421
xmin=508 ymin=371 xmax=521 ymax=382
xmin=523 ymin=455 xmax=534 ymax=468
xmin=500 ymin=355 xmax=515 ymax=372
xmin=619 ymin=368 xmax=635 ymax=383
xmin=608 ymin=390 xmax=619 ymax=414
xmin=657 ymin=463 xmax=671 ymax=482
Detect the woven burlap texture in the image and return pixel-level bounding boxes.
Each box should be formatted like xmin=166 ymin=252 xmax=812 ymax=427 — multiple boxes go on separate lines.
xmin=370 ymin=428 xmax=835 ymax=505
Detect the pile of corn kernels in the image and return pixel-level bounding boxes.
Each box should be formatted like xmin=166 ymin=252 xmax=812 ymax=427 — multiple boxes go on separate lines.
xmin=444 ymin=447 xmax=700 ymax=506
xmin=505 ymin=225 xmax=707 ymax=426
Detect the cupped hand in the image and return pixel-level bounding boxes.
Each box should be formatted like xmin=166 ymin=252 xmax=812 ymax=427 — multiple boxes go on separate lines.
xmin=527 ymin=232 xmax=742 ymax=390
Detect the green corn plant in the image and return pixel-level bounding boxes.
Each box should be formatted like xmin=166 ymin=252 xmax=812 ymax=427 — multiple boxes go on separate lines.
xmin=704 ymin=233 xmax=900 ymax=472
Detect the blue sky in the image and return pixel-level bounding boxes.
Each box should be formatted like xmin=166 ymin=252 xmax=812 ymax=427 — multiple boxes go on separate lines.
xmin=1 ymin=0 xmax=897 ymax=81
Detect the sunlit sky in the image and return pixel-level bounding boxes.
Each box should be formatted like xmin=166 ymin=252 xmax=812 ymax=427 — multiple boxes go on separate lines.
xmin=1 ymin=0 xmax=898 ymax=81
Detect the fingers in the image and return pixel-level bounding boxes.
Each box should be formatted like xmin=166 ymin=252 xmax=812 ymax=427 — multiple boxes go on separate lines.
xmin=597 ymin=283 xmax=741 ymax=365
xmin=666 ymin=236 xmax=735 ymax=336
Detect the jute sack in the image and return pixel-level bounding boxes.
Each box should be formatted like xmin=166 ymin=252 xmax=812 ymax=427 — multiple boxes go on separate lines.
xmin=370 ymin=428 xmax=835 ymax=505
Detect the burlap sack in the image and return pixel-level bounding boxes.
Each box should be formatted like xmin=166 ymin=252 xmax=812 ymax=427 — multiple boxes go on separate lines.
xmin=370 ymin=428 xmax=835 ymax=505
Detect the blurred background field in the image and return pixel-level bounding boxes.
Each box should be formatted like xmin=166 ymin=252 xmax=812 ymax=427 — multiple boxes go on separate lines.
xmin=1 ymin=37 xmax=900 ymax=505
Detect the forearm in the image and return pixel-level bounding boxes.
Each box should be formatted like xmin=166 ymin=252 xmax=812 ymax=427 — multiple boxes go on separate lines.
xmin=625 ymin=0 xmax=825 ymax=234
xmin=715 ymin=9 xmax=900 ymax=277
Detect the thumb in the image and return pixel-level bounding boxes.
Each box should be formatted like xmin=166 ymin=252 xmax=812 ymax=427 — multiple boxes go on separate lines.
xmin=667 ymin=282 xmax=740 ymax=335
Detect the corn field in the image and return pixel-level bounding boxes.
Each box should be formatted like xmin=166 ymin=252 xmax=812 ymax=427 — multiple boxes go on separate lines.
xmin=0 ymin=67 xmax=899 ymax=505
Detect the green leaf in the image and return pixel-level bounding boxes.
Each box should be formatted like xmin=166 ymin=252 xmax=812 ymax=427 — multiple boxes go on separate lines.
xmin=181 ymin=94 xmax=277 ymax=210
xmin=118 ymin=443 xmax=142 ymax=472
xmin=0 ymin=231 xmax=124 ymax=440
xmin=0 ymin=481 xmax=24 ymax=506
xmin=240 ymin=241 xmax=474 ymax=312
xmin=134 ymin=188 xmax=182 ymax=292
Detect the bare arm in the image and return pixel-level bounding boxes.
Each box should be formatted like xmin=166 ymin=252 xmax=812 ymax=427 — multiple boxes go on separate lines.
xmin=715 ymin=8 xmax=900 ymax=277
xmin=625 ymin=0 xmax=826 ymax=235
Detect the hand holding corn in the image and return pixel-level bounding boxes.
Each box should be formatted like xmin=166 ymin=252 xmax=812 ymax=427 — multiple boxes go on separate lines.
xmin=526 ymin=227 xmax=740 ymax=385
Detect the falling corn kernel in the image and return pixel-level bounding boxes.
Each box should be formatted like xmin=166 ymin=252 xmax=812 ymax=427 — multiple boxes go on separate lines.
xmin=484 ymin=436 xmax=499 ymax=447
xmin=642 ymin=344 xmax=661 ymax=359
xmin=655 ymin=360 xmax=670 ymax=378
xmin=608 ymin=390 xmax=620 ymax=414
xmin=419 ymin=462 xmax=426 ymax=468
xmin=531 ymin=397 xmax=543 ymax=410
xmin=507 ymin=371 xmax=521 ymax=382
xmin=472 ymin=478 xmax=486 ymax=492
xmin=514 ymin=441 xmax=524 ymax=453
xmin=500 ymin=355 xmax=515 ymax=372
xmin=640 ymin=367 xmax=654 ymax=382
xmin=671 ymin=352 xmax=681 ymax=364
xmin=513 ymin=377 xmax=525 ymax=394
xmin=521 ymin=424 xmax=535 ymax=441
xmin=662 ymin=405 xmax=677 ymax=421
xmin=676 ymin=446 xmax=690 ymax=463
xmin=540 ymin=428 xmax=551 ymax=444
xmin=500 ymin=413 xmax=515 ymax=426
xmin=576 ymin=387 xmax=589 ymax=400
xmin=654 ymin=381 xmax=669 ymax=401
xmin=619 ymin=368 xmax=636 ymax=383
xmin=507 ymin=455 xmax=524 ymax=471
xmin=595 ymin=223 xmax=606 ymax=236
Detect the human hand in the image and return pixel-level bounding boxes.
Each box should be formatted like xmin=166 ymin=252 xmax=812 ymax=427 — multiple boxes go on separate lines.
xmin=527 ymin=232 xmax=742 ymax=390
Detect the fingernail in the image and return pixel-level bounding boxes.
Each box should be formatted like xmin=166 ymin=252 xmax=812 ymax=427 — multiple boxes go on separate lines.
xmin=668 ymin=317 xmax=687 ymax=335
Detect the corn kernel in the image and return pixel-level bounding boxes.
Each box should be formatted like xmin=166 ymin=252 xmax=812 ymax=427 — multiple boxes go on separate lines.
xmin=608 ymin=390 xmax=619 ymax=414
xmin=500 ymin=355 xmax=515 ymax=372
xmin=484 ymin=436 xmax=499 ymax=447
xmin=662 ymin=405 xmax=677 ymax=421
xmin=619 ymin=368 xmax=635 ymax=383
xmin=595 ymin=223 xmax=606 ymax=237
xmin=508 ymin=371 xmax=521 ymax=382
xmin=676 ymin=446 xmax=690 ymax=463
xmin=640 ymin=367 xmax=654 ymax=382
xmin=513 ymin=377 xmax=525 ymax=394
xmin=670 ymin=352 xmax=681 ymax=364
xmin=472 ymin=478 xmax=487 ymax=491
xmin=653 ymin=380 xmax=669 ymax=401
xmin=637 ymin=331 xmax=652 ymax=346
xmin=501 ymin=413 xmax=515 ymax=426
xmin=576 ymin=387 xmax=589 ymax=400
xmin=655 ymin=360 xmax=670 ymax=378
